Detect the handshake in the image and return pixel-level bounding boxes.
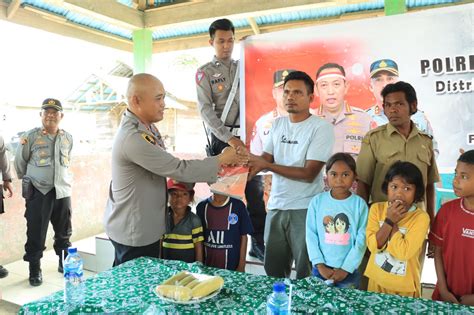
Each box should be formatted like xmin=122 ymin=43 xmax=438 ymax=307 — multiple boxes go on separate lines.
xmin=217 ymin=145 xmax=249 ymax=167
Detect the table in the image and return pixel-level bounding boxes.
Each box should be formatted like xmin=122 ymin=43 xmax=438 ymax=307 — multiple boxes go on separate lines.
xmin=19 ymin=257 xmax=474 ymax=314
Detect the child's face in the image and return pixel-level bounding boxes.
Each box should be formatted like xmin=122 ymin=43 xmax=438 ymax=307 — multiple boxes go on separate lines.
xmin=169 ymin=189 xmax=192 ymax=211
xmin=325 ymin=220 xmax=335 ymax=233
xmin=453 ymin=161 xmax=474 ymax=198
xmin=327 ymin=160 xmax=355 ymax=193
xmin=387 ymin=176 xmax=416 ymax=210
xmin=335 ymin=218 xmax=346 ymax=233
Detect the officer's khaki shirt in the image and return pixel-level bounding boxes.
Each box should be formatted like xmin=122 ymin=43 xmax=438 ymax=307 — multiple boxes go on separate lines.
xmin=104 ymin=110 xmax=219 ymax=247
xmin=196 ymin=56 xmax=239 ymax=143
xmin=14 ymin=127 xmax=73 ymax=199
xmin=314 ymin=103 xmax=375 ymax=157
xmin=356 ymin=123 xmax=439 ymax=203
xmin=0 ymin=135 xmax=12 ymax=183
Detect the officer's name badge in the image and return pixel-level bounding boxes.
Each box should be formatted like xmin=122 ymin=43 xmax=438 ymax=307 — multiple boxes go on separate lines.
xmin=141 ymin=133 xmax=156 ymax=145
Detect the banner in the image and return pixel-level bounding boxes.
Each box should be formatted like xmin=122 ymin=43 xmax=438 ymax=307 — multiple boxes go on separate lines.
xmin=242 ymin=4 xmax=473 ymax=171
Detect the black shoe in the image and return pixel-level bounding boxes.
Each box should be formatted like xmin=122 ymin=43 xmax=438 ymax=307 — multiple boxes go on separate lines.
xmin=58 ymin=258 xmax=63 ymax=274
xmin=29 ymin=261 xmax=43 ymax=287
xmin=0 ymin=265 xmax=8 ymax=278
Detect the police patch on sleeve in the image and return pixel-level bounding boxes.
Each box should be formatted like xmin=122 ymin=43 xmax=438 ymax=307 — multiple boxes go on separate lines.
xmin=195 ymin=70 xmax=205 ymax=85
xmin=141 ymin=133 xmax=156 ymax=145
xmin=20 ymin=137 xmax=28 ymax=145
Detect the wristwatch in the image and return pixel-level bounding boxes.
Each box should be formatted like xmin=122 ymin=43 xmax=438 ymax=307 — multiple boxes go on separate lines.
xmin=384 ymin=217 xmax=395 ymax=227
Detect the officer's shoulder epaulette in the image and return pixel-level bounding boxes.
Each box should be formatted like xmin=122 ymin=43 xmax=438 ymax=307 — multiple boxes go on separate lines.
xmin=418 ymin=130 xmax=433 ymax=140
xmin=24 ymin=127 xmax=41 ymax=137
xmin=351 ymin=106 xmax=366 ymax=113
xmin=197 ymin=62 xmax=213 ymax=72
xmin=365 ymin=124 xmax=386 ymax=137
xmin=19 ymin=128 xmax=40 ymax=145
xmin=62 ymin=130 xmax=73 ymax=139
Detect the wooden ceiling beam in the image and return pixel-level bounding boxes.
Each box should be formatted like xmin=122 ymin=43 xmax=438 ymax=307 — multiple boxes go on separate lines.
xmin=152 ymin=8 xmax=384 ymax=53
xmin=0 ymin=3 xmax=133 ymax=52
xmin=63 ymin=0 xmax=144 ymax=29
xmin=144 ymin=0 xmax=344 ymax=28
xmin=6 ymin=0 xmax=21 ymax=19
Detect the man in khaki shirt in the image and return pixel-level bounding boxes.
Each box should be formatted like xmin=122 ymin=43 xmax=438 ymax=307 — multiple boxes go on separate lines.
xmin=356 ymin=81 xmax=439 ymax=221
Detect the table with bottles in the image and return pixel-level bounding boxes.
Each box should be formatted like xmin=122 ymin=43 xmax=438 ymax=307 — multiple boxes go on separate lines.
xmin=19 ymin=257 xmax=474 ymax=314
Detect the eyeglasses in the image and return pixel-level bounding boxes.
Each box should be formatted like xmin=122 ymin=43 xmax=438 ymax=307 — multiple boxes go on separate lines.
xmin=42 ymin=110 xmax=61 ymax=117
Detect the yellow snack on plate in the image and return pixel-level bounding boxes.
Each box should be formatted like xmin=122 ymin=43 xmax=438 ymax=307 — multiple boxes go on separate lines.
xmin=186 ymin=279 xmax=200 ymax=289
xmin=162 ymin=271 xmax=188 ymax=285
xmin=191 ymin=276 xmax=224 ymax=299
xmin=156 ymin=285 xmax=192 ymax=302
xmin=178 ymin=274 xmax=196 ymax=286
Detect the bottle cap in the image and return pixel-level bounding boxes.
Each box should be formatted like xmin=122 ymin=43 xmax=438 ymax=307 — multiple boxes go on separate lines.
xmin=68 ymin=247 xmax=77 ymax=254
xmin=273 ymin=282 xmax=286 ymax=293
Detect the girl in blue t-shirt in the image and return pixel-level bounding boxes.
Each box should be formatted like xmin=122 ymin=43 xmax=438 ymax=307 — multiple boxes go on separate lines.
xmin=306 ymin=152 xmax=369 ymax=288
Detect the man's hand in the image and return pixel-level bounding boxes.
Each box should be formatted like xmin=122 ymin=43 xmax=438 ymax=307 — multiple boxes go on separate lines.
xmin=247 ymin=154 xmax=269 ymax=180
xmin=317 ymin=264 xmax=334 ymax=280
xmin=2 ymin=181 xmax=13 ymax=198
xmin=217 ymin=147 xmax=248 ymax=166
xmin=439 ymin=287 xmax=459 ymax=304
xmin=386 ymin=200 xmax=407 ymax=224
xmin=426 ymin=240 xmax=435 ymax=258
xmin=330 ymin=268 xmax=349 ymax=283
xmin=228 ymin=137 xmax=247 ymax=154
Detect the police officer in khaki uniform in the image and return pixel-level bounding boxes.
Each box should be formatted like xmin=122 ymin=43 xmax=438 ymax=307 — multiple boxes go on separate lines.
xmin=0 ymin=134 xmax=13 ymax=279
xmin=196 ymin=18 xmax=267 ymax=261
xmin=15 ymin=98 xmax=73 ymax=286
xmin=104 ymin=74 xmax=246 ymax=266
xmin=356 ymin=82 xmax=439 ymax=289
xmin=314 ymin=63 xmax=375 ymax=157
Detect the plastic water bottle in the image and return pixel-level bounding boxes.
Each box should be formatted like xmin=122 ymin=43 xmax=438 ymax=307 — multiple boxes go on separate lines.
xmin=266 ymin=282 xmax=290 ymax=314
xmin=63 ymin=247 xmax=84 ymax=306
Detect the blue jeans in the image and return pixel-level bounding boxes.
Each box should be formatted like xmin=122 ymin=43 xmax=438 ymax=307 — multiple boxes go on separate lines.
xmin=312 ymin=265 xmax=361 ymax=289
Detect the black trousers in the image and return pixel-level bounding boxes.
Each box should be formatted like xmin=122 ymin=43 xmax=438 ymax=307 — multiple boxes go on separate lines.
xmin=110 ymin=238 xmax=161 ymax=267
xmin=209 ymin=137 xmax=267 ymax=246
xmin=23 ymin=187 xmax=72 ymax=262
xmin=245 ymin=175 xmax=266 ymax=246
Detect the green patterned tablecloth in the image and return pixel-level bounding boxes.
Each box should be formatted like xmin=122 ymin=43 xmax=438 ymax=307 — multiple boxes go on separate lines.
xmin=19 ymin=257 xmax=474 ymax=314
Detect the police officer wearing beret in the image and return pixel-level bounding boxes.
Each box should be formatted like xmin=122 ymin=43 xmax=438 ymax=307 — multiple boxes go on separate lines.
xmin=196 ymin=18 xmax=267 ymax=261
xmin=104 ymin=74 xmax=245 ymax=266
xmin=0 ymin=134 xmax=14 ymax=279
xmin=14 ymin=98 xmax=73 ymax=286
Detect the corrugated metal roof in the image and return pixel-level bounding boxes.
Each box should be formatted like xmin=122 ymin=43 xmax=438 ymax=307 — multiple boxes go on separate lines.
xmin=20 ymin=0 xmax=463 ymax=41
xmin=22 ymin=0 xmax=133 ymax=39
